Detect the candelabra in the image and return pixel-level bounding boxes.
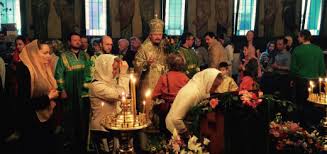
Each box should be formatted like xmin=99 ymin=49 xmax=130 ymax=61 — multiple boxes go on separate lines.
xmin=307 ymin=78 xmax=327 ymax=151
xmin=101 ymin=73 xmax=151 ymax=154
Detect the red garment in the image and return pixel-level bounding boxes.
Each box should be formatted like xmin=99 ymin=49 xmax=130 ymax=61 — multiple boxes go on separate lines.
xmin=152 ymin=71 xmax=189 ymax=103
xmin=239 ymin=76 xmax=255 ymax=91
xmin=12 ymin=50 xmax=21 ymax=65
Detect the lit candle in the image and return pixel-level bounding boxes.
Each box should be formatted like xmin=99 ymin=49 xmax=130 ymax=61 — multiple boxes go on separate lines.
xmin=319 ymin=78 xmax=322 ymax=95
xmin=142 ymin=100 xmax=146 ymax=114
xmin=130 ymin=74 xmax=137 ymax=120
xmin=145 ymin=89 xmax=152 ymax=119
xmin=308 ymin=87 xmax=311 ymax=93
xmin=101 ymin=102 xmax=104 ymax=108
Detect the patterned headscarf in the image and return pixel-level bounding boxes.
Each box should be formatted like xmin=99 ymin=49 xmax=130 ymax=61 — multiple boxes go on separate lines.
xmin=19 ymin=40 xmax=57 ymax=97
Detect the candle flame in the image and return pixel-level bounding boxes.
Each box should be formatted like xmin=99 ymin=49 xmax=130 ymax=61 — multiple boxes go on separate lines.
xmin=143 ymin=100 xmax=146 ymax=105
xmin=145 ymin=89 xmax=151 ymax=97
xmin=101 ymin=102 xmax=104 ymax=107
xmin=130 ymin=74 xmax=136 ymax=83
xmin=319 ymin=78 xmax=322 ymax=82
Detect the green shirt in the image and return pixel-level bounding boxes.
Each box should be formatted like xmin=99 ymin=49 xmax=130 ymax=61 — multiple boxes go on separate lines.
xmin=179 ymin=47 xmax=200 ymax=78
xmin=55 ymin=50 xmax=91 ymax=98
xmin=290 ymin=44 xmax=325 ymax=79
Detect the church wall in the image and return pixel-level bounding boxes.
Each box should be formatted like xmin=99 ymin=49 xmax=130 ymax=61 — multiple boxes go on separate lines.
xmin=21 ymin=0 xmax=325 ymax=41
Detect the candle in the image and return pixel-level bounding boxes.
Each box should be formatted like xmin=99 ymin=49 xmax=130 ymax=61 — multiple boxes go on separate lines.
xmin=308 ymin=87 xmax=311 ymax=93
xmin=130 ymin=74 xmax=137 ymax=121
xmin=142 ymin=100 xmax=146 ymax=114
xmin=145 ymin=89 xmax=152 ymax=119
xmin=101 ymin=102 xmax=104 ymax=108
xmin=319 ymin=78 xmax=322 ymax=95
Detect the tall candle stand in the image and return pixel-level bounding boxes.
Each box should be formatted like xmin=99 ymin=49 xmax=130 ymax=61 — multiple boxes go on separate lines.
xmin=101 ymin=74 xmax=150 ymax=153
xmin=307 ymin=79 xmax=327 ymax=151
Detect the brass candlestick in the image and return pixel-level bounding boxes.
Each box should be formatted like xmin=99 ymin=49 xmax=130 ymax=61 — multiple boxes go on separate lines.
xmin=307 ymin=79 xmax=327 ymax=151
xmin=101 ymin=97 xmax=150 ymax=153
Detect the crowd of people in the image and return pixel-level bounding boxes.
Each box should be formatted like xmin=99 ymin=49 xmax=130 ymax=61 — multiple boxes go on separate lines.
xmin=0 ymin=15 xmax=325 ymax=154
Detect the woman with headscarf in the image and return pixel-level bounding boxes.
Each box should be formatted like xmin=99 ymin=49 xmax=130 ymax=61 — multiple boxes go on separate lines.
xmin=165 ymin=68 xmax=222 ymax=135
xmin=89 ymin=54 xmax=129 ymax=153
xmin=16 ymin=40 xmax=60 ymax=154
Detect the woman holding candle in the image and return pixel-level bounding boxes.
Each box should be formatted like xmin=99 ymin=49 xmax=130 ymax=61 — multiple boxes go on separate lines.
xmin=89 ymin=54 xmax=129 ymax=153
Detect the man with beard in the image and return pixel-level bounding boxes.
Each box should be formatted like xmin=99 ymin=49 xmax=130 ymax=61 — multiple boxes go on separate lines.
xmin=135 ymin=15 xmax=167 ymax=103
xmin=134 ymin=16 xmax=167 ymax=148
xmin=90 ymin=35 xmax=113 ymax=79
xmin=55 ymin=32 xmax=91 ymax=153
xmin=81 ymin=35 xmax=94 ymax=57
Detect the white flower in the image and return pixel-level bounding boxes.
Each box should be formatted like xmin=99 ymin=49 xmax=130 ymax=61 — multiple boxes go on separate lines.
xmin=180 ymin=149 xmax=187 ymax=154
xmin=188 ymin=136 xmax=202 ymax=152
xmin=203 ymin=138 xmax=210 ymax=145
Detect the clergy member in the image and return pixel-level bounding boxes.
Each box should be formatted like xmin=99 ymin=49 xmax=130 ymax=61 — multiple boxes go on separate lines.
xmin=55 ymin=32 xmax=91 ymax=153
xmin=134 ymin=15 xmax=168 ymax=111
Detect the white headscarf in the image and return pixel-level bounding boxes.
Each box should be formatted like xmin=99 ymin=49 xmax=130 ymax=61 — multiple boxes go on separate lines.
xmin=93 ymin=54 xmax=118 ymax=84
xmin=166 ymin=68 xmax=221 ymax=133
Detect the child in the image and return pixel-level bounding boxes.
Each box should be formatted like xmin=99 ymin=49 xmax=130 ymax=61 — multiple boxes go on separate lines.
xmin=239 ymin=58 xmax=259 ymax=91
xmin=215 ymin=62 xmax=238 ymax=93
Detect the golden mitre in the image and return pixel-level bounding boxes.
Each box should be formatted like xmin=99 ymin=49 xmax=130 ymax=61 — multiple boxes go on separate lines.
xmin=149 ymin=14 xmax=164 ymax=34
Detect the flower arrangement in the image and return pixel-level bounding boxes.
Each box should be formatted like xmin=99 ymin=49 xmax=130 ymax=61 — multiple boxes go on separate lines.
xmin=168 ymin=129 xmax=210 ymax=154
xmin=269 ymin=114 xmax=325 ymax=154
xmin=239 ymin=90 xmax=263 ymax=108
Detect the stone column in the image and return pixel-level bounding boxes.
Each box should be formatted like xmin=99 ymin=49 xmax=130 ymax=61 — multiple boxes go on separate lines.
xmin=110 ymin=0 xmax=121 ymax=38
xmin=48 ymin=0 xmax=61 ymax=39
xmin=273 ymin=0 xmax=284 ymax=36
xmin=27 ymin=0 xmax=33 ymax=37
xmin=207 ymin=0 xmax=216 ymax=32
xmin=133 ymin=0 xmax=143 ymax=37
xmin=74 ymin=0 xmax=81 ymax=33
xmin=154 ymin=0 xmax=161 ymax=18
xmin=227 ymin=0 xmax=234 ymax=36
xmin=187 ymin=0 xmax=196 ymax=35
xmin=257 ymin=0 xmax=265 ymax=37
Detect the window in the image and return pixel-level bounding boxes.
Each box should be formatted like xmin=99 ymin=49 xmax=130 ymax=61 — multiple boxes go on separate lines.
xmin=301 ymin=0 xmax=323 ymax=35
xmin=85 ymin=0 xmax=107 ymax=36
xmin=164 ymin=0 xmax=186 ymax=36
xmin=0 ymin=0 xmax=22 ymax=34
xmin=234 ymin=0 xmax=257 ymax=35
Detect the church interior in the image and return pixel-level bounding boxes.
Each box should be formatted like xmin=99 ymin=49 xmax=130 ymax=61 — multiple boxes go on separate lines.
xmin=0 ymin=0 xmax=327 ymax=154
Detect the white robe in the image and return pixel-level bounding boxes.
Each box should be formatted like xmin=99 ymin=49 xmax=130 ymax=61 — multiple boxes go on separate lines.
xmin=165 ymin=68 xmax=221 ymax=133
xmin=89 ymin=54 xmax=130 ymax=131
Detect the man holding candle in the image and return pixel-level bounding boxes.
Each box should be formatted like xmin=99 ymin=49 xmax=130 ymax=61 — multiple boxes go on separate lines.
xmin=290 ymin=30 xmax=325 ymax=127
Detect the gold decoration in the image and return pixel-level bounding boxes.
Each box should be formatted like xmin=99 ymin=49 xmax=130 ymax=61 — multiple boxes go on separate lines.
xmin=149 ymin=14 xmax=164 ymax=34
xmin=100 ymin=72 xmax=151 ymax=153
